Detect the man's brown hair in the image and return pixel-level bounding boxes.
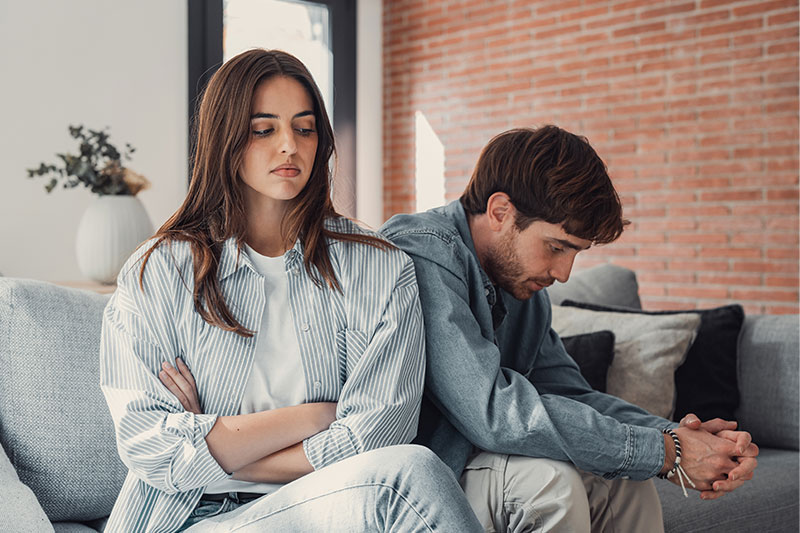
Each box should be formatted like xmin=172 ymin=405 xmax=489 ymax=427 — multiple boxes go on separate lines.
xmin=460 ymin=125 xmax=628 ymax=244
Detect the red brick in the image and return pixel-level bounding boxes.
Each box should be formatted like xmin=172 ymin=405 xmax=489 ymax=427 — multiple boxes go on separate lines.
xmin=669 ymin=233 xmax=729 ymax=244
xmin=701 ymin=190 xmax=763 ymax=202
xmin=766 ymin=275 xmax=800 ymax=287
xmin=734 ymin=26 xmax=799 ymax=46
xmin=613 ymin=21 xmax=667 ymax=38
xmin=700 ymin=246 xmax=762 ymax=258
xmin=734 ymin=145 xmax=797 ymax=159
xmin=766 ymin=248 xmax=800 ymax=260
xmin=734 ymin=260 xmax=798 ymax=272
xmin=767 ymin=216 xmax=799 ymax=230
xmin=638 ymin=245 xmax=698 ymax=257
xmin=767 ymin=189 xmax=800 ymax=201
xmin=767 ymin=41 xmax=799 ymax=55
xmin=641 ymin=299 xmax=701 ymax=311
xmin=670 ymin=205 xmax=732 ymax=217
xmin=641 ymin=2 xmax=697 ymax=19
xmin=731 ymin=289 xmax=799 ymax=302
xmin=733 ymin=0 xmax=798 ymax=16
xmin=670 ymin=259 xmax=731 ymax=271
xmin=611 ymin=0 xmax=665 ymax=11
xmin=700 ymin=18 xmax=764 ymax=37
xmin=560 ymin=5 xmax=610 ymax=22
xmin=765 ymin=305 xmax=800 ymax=314
xmin=680 ymin=9 xmax=730 ymax=26
xmin=732 ymin=203 xmax=799 ymax=216
xmin=769 ymin=10 xmax=800 ymax=26
xmin=535 ymin=24 xmax=583 ymax=41
xmin=669 ymin=286 xmax=730 ymax=299
xmin=701 ymin=46 xmax=763 ymax=65
xmin=698 ymin=273 xmax=763 ymax=286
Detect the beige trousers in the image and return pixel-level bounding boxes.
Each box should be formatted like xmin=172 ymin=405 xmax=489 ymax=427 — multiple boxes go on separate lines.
xmin=459 ymin=452 xmax=665 ymax=533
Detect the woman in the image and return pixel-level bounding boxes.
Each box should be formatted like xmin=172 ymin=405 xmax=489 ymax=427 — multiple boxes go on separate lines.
xmin=100 ymin=49 xmax=481 ymax=532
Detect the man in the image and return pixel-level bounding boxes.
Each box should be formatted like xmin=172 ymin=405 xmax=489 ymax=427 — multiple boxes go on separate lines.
xmin=381 ymin=125 xmax=758 ymax=532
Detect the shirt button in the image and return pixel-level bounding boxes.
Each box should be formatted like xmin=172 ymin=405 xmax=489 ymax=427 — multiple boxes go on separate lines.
xmin=301 ymin=323 xmax=310 ymax=332
xmin=484 ymin=288 xmax=490 ymax=296
xmin=314 ymin=381 xmax=321 ymax=390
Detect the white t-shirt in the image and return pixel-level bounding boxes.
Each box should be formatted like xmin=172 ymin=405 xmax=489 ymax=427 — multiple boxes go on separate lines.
xmin=205 ymin=244 xmax=305 ymax=495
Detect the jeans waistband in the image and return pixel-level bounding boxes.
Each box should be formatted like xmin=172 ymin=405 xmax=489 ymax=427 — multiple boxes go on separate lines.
xmin=201 ymin=491 xmax=265 ymax=503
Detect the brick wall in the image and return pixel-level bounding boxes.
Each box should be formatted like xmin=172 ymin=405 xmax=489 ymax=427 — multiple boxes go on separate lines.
xmin=383 ymin=0 xmax=799 ymax=314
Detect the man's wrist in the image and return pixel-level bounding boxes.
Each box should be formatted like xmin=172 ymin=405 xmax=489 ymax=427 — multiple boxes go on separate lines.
xmin=661 ymin=432 xmax=676 ymax=476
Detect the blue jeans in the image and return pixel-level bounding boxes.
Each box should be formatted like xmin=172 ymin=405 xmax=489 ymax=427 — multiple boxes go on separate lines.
xmin=180 ymin=445 xmax=482 ymax=532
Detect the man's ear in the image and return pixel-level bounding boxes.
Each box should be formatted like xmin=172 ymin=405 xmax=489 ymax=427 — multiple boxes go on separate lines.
xmin=486 ymin=192 xmax=515 ymax=232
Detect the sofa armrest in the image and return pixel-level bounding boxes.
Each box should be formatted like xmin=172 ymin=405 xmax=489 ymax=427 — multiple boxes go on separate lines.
xmin=735 ymin=314 xmax=799 ymax=451
xmin=0 ymin=443 xmax=53 ymax=533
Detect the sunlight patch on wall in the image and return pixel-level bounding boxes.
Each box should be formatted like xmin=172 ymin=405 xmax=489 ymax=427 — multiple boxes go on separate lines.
xmin=414 ymin=110 xmax=445 ymax=213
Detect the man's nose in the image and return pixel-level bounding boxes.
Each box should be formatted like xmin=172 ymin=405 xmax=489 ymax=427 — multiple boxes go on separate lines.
xmin=550 ymin=254 xmax=576 ymax=284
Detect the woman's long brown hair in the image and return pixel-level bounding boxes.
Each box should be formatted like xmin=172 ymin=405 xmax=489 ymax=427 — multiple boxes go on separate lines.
xmin=138 ymin=49 xmax=389 ymax=337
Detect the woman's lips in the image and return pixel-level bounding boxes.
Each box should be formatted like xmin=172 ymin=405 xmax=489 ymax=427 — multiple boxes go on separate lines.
xmin=272 ymin=167 xmax=300 ymax=177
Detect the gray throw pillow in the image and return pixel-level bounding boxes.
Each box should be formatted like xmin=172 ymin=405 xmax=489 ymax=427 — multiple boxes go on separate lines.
xmin=551 ymin=305 xmax=701 ymax=419
xmin=547 ymin=264 xmax=643 ymax=309
xmin=0 ymin=278 xmax=125 ymax=522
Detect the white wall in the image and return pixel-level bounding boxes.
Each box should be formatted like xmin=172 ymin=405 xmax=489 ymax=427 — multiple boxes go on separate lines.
xmin=356 ymin=0 xmax=383 ymax=230
xmin=0 ymin=1 xmax=188 ymax=281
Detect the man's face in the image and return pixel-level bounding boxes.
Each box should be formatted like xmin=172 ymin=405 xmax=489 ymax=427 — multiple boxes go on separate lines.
xmin=483 ymin=219 xmax=592 ymax=300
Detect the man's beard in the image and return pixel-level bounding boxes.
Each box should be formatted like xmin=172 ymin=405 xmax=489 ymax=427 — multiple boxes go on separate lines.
xmin=482 ymin=229 xmax=554 ymax=300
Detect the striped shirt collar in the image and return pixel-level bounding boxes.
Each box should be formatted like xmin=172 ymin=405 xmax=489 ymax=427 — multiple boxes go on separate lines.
xmin=218 ymin=237 xmax=303 ymax=281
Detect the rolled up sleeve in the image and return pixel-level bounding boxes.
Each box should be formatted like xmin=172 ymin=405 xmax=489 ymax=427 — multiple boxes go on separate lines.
xmin=99 ymin=253 xmax=229 ymax=494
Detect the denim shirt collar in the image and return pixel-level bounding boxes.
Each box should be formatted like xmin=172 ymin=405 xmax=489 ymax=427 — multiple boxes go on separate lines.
xmin=443 ymin=200 xmax=505 ymax=328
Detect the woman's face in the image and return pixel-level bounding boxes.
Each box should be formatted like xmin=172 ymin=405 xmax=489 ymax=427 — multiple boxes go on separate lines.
xmin=239 ymin=76 xmax=318 ymax=213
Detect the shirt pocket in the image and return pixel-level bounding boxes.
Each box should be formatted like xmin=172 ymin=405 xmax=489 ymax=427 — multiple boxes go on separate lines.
xmin=335 ymin=328 xmax=369 ymax=386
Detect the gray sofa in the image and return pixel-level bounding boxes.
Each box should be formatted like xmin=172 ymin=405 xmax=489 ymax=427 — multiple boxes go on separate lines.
xmin=1 ymin=265 xmax=797 ymax=532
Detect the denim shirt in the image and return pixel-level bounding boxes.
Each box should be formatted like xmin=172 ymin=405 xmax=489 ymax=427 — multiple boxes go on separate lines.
xmin=382 ymin=200 xmax=672 ymax=480
xmin=100 ymin=217 xmax=425 ymax=533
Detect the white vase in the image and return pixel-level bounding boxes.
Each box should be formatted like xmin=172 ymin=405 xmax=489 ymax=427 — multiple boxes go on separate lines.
xmin=75 ymin=195 xmax=154 ymax=284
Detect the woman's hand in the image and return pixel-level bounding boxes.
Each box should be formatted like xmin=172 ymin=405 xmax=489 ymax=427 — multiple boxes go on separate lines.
xmin=159 ymin=358 xmax=202 ymax=414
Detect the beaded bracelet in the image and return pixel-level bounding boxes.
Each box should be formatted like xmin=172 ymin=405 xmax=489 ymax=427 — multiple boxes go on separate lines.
xmin=658 ymin=428 xmax=697 ymax=498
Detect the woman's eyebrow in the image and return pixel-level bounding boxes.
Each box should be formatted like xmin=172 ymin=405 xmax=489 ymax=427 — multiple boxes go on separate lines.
xmin=250 ymin=110 xmax=314 ymax=120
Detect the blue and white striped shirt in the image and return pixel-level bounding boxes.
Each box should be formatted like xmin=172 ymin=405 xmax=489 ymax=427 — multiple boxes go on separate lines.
xmin=99 ymin=217 xmax=425 ymax=533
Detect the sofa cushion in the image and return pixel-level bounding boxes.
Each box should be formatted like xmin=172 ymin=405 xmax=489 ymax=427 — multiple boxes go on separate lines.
xmin=0 ymin=438 xmax=53 ymax=533
xmin=551 ymin=305 xmax=700 ymax=419
xmin=561 ymin=331 xmax=615 ymax=393
xmin=561 ymin=300 xmax=744 ymax=423
xmin=0 ymin=278 xmax=126 ymax=522
xmin=736 ymin=314 xmax=799 ymax=450
xmin=547 ymin=264 xmax=642 ymax=309
xmin=658 ymin=447 xmax=799 ymax=533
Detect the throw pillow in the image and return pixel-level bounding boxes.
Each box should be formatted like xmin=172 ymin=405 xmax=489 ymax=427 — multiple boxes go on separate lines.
xmin=0 ymin=278 xmax=126 ymax=522
xmin=561 ymin=331 xmax=616 ymax=393
xmin=550 ymin=305 xmax=701 ymax=419
xmin=547 ymin=264 xmax=643 ymax=309
xmin=561 ymin=300 xmax=744 ymax=422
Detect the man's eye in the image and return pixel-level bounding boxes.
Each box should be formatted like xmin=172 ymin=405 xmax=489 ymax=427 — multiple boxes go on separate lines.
xmin=550 ymin=245 xmax=563 ymax=253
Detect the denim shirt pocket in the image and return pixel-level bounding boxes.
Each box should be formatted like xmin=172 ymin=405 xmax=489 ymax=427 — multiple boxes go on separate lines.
xmin=334 ymin=328 xmax=370 ymax=386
